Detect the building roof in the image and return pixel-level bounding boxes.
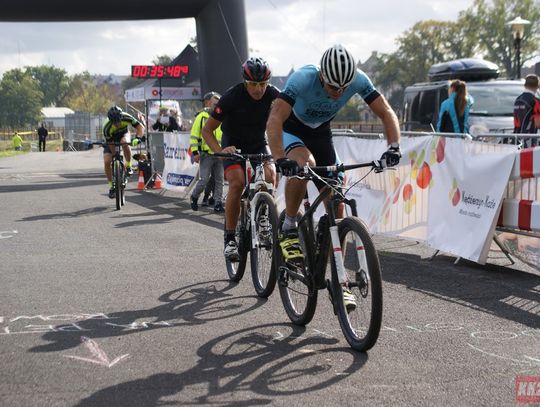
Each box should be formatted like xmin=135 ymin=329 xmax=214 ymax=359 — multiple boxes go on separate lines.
xmin=41 ymin=107 xmax=75 ymax=118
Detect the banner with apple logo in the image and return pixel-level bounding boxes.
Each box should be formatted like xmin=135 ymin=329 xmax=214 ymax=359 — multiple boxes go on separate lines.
xmin=332 ymin=135 xmax=516 ymax=264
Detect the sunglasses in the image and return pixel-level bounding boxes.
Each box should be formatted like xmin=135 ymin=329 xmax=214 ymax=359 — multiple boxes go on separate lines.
xmin=326 ymin=83 xmax=348 ymax=93
xmin=245 ymin=80 xmax=269 ymax=88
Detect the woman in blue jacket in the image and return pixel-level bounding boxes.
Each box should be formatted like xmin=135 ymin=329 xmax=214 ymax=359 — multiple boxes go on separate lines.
xmin=436 ymin=80 xmax=474 ymax=134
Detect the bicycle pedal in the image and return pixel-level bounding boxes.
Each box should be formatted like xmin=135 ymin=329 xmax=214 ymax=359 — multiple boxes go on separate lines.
xmin=278 ymin=266 xmax=289 ymax=287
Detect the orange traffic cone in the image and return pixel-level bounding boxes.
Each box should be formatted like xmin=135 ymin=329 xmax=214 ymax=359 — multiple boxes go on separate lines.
xmin=154 ymin=173 xmax=162 ymax=189
xmin=137 ymin=170 xmax=145 ymax=190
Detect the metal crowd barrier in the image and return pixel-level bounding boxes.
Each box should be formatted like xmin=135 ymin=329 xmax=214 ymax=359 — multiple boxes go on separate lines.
xmin=333 ymin=130 xmax=540 ymax=247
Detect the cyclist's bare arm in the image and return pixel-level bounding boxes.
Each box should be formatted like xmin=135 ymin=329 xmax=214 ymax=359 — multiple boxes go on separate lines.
xmin=368 ymin=95 xmax=400 ymax=145
xmin=134 ymin=123 xmax=145 ymax=138
xmin=267 ymin=98 xmax=293 ymax=160
xmin=201 ymin=116 xmax=224 ymax=153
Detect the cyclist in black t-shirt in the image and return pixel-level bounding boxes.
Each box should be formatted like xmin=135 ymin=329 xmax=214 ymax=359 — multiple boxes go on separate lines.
xmin=513 ymin=74 xmax=540 ymax=148
xmin=202 ymin=57 xmax=279 ymax=261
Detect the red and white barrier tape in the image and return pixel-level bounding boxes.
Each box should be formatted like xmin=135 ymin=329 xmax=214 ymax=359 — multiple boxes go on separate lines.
xmin=497 ymin=199 xmax=540 ymax=232
xmin=509 ymin=146 xmax=540 ymax=180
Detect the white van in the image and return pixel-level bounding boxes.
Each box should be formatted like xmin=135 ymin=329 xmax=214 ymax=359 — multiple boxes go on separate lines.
xmin=402 ymin=59 xmax=523 ymax=135
xmin=147 ymin=100 xmax=182 ymax=130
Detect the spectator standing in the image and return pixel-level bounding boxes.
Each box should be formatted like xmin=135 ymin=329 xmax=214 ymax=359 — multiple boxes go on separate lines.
xmin=436 ymin=80 xmax=474 ymax=134
xmin=169 ymin=108 xmax=182 ymax=131
xmin=37 ymin=123 xmax=48 ymax=152
xmin=152 ymin=106 xmax=179 ymax=132
xmin=512 ymin=74 xmax=540 ymax=148
xmin=189 ymin=91 xmax=224 ymax=213
xmin=12 ymin=132 xmax=23 ymax=151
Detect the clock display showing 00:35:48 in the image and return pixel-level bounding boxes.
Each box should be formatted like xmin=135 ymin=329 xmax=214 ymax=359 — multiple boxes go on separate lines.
xmin=131 ymin=65 xmax=189 ymax=78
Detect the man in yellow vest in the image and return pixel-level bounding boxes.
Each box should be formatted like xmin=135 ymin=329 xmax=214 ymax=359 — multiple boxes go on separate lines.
xmin=190 ymin=91 xmax=224 ymax=213
xmin=12 ymin=132 xmax=23 ymax=151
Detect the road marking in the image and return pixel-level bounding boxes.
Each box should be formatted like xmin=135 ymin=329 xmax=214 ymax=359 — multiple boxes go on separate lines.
xmin=0 ymin=230 xmax=18 ymax=239
xmin=63 ymin=336 xmax=129 ymax=368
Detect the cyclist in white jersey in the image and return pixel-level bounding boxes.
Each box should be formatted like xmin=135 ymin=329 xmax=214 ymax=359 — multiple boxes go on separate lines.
xmin=266 ymin=44 xmax=402 ymax=309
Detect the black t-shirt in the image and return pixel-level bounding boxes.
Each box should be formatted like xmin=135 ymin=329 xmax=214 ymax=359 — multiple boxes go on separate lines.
xmin=37 ymin=126 xmax=48 ymax=138
xmin=513 ymin=91 xmax=540 ymax=134
xmin=211 ymin=82 xmax=279 ymax=150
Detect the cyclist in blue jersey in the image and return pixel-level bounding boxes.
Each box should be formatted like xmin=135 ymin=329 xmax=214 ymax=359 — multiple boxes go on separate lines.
xmin=266 ymin=44 xmax=401 ymax=309
xmin=103 ymin=106 xmax=145 ymax=199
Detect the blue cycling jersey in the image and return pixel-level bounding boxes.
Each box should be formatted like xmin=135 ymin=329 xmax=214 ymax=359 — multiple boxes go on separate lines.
xmin=280 ymin=65 xmax=380 ymax=129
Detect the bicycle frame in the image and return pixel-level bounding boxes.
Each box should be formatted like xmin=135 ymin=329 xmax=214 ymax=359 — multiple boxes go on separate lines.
xmin=292 ymin=164 xmax=375 ymax=286
xmin=239 ymin=155 xmax=274 ymax=250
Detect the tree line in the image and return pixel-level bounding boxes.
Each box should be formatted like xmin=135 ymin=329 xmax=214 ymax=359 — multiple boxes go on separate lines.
xmin=1 ymin=0 xmax=538 ymax=126
xmin=371 ymin=0 xmax=540 ymax=112
xmin=0 ymin=65 xmax=136 ymax=127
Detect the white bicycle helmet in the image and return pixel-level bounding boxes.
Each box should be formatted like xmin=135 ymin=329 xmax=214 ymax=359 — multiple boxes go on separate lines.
xmin=320 ymin=44 xmax=357 ymax=88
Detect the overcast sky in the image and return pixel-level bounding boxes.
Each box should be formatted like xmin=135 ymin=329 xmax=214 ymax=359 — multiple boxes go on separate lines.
xmin=0 ymin=0 xmax=483 ymax=78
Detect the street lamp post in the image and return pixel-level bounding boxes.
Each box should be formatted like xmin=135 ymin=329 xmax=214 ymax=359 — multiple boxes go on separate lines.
xmin=506 ymin=16 xmax=531 ymax=79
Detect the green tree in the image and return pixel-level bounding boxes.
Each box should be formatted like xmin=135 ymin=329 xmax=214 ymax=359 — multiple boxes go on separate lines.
xmin=458 ymin=0 xmax=540 ymax=77
xmin=26 ymin=65 xmax=71 ymax=106
xmin=0 ymin=69 xmax=43 ymax=127
xmin=64 ymin=72 xmax=119 ymax=115
xmin=152 ymin=55 xmax=173 ymax=66
xmin=334 ymin=97 xmax=361 ymax=121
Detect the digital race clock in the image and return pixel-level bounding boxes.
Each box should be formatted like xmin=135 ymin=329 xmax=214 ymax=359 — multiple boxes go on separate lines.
xmin=131 ymin=65 xmax=189 ymax=78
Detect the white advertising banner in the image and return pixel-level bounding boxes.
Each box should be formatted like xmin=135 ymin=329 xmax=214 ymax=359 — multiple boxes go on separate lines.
xmin=331 ymin=136 xmax=516 ymax=263
xmin=125 ymin=87 xmax=202 ymax=102
xmin=162 ymin=132 xmax=198 ymax=193
xmin=425 ymin=138 xmax=516 ymax=262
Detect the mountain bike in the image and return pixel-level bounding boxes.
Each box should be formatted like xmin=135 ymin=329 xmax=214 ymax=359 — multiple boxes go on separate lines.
xmin=277 ymin=160 xmax=385 ymax=351
xmin=214 ymin=152 xmax=279 ymax=298
xmin=94 ymin=138 xmax=143 ymax=210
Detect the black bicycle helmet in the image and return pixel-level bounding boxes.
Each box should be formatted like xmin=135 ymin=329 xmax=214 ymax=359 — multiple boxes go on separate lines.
xmin=241 ymin=57 xmax=271 ymax=82
xmin=320 ymin=44 xmax=357 ymax=88
xmin=107 ymin=105 xmax=123 ymax=122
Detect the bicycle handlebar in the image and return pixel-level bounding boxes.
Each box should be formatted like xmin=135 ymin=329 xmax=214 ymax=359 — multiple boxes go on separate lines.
xmin=91 ymin=136 xmax=146 ymax=147
xmin=301 ymin=159 xmax=385 ymax=176
xmin=213 ymin=151 xmax=273 ymax=162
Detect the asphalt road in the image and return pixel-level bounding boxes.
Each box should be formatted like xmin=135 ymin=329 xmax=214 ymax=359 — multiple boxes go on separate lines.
xmin=0 ymin=149 xmax=539 ymax=407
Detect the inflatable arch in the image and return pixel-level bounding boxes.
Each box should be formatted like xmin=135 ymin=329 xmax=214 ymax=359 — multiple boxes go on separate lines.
xmin=2 ymin=0 xmax=249 ymax=95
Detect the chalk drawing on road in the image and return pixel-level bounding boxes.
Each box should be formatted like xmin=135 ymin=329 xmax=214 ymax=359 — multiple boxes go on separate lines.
xmin=0 ymin=230 xmax=18 ymax=239
xmin=63 ymin=336 xmax=129 ymax=368
xmin=470 ymin=331 xmax=519 ymax=340
xmin=467 ymin=343 xmax=540 ymax=367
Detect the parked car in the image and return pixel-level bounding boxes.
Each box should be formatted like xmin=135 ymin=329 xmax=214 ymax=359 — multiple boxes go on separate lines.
xmin=402 ymin=58 xmax=523 ymax=135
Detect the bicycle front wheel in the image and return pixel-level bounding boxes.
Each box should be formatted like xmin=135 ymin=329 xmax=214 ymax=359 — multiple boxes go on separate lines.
xmin=120 ymin=169 xmax=126 ymax=206
xmin=331 ymin=217 xmax=382 ymax=352
xmin=250 ymin=192 xmax=279 ymax=298
xmin=277 ymin=211 xmax=317 ymax=325
xmin=114 ymin=160 xmax=122 ymax=210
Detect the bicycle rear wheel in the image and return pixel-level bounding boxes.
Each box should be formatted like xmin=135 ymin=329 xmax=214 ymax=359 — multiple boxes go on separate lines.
xmin=225 ymin=201 xmax=249 ymax=282
xmin=331 ymin=217 xmax=382 ymax=352
xmin=114 ymin=160 xmax=122 ymax=210
xmin=250 ymin=192 xmax=278 ymax=298
xmin=277 ymin=211 xmax=317 ymax=325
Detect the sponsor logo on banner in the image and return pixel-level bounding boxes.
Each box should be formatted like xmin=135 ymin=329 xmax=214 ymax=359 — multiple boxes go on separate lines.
xmin=162 ymin=133 xmax=199 ymax=193
xmin=166 ymin=173 xmax=194 ymax=187
xmin=516 ymin=376 xmax=540 ymax=403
